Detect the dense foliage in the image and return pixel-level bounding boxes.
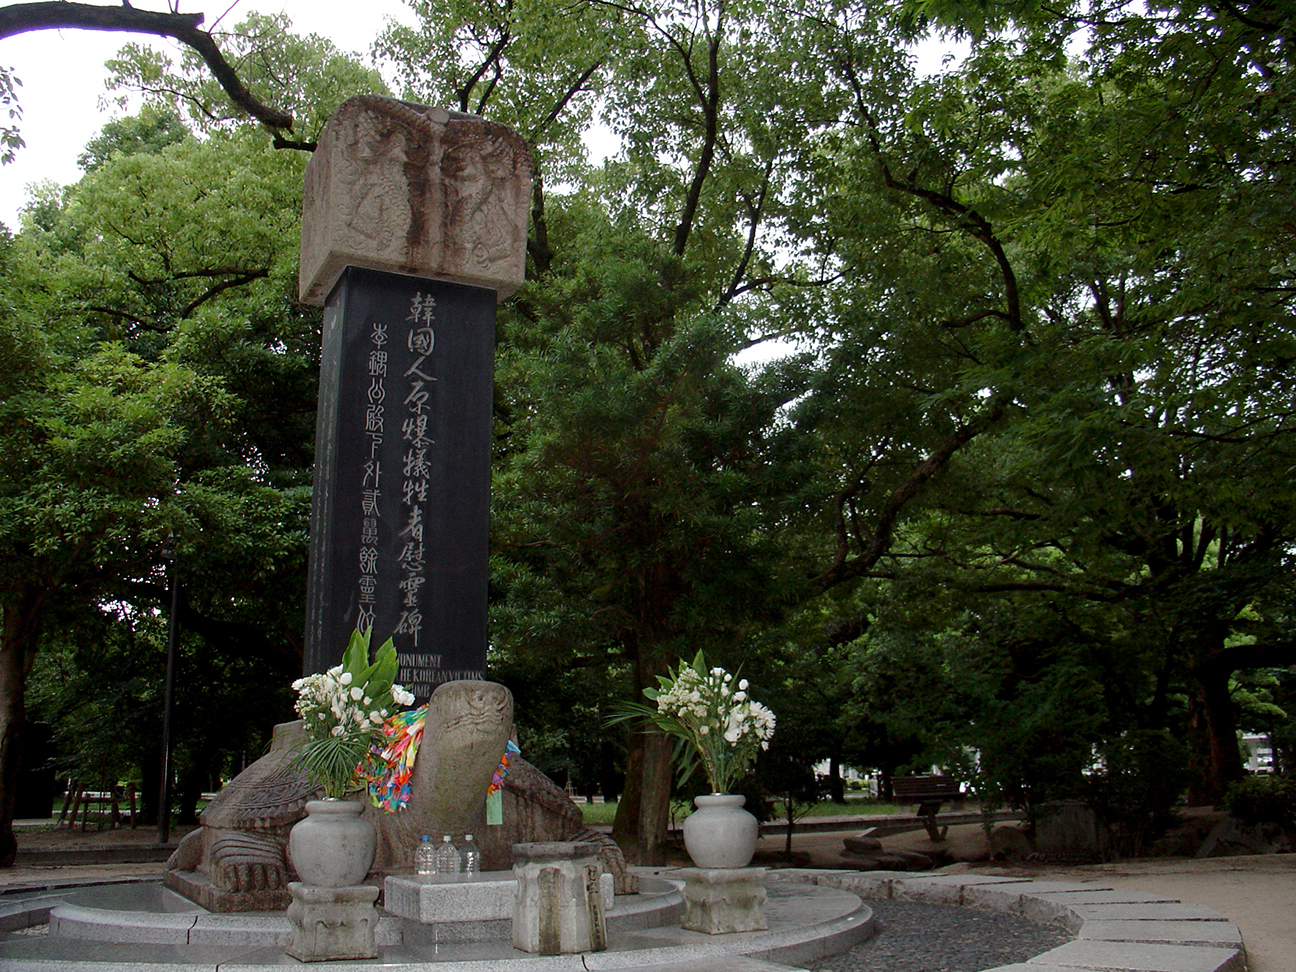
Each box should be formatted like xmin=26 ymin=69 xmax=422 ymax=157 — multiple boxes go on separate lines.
xmin=1 ymin=0 xmax=1293 ymax=864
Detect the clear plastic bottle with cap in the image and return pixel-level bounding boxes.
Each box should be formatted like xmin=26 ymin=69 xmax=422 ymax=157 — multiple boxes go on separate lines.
xmin=461 ymin=833 xmax=480 ymax=875
xmin=433 ymin=834 xmax=462 ymax=874
xmin=415 ymin=835 xmax=436 ymax=875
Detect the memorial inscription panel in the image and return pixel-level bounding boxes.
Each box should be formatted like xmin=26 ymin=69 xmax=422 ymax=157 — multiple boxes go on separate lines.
xmin=305 ymin=267 xmax=493 ymax=696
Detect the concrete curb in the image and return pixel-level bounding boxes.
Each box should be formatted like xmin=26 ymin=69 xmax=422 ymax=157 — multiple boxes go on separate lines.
xmin=775 ymin=869 xmax=1247 ymax=972
xmin=13 ymin=845 xmax=178 ymax=866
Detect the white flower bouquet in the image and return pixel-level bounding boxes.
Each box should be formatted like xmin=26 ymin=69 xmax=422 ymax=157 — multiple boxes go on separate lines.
xmin=292 ymin=627 xmax=416 ymax=798
xmin=616 ymin=650 xmax=775 ymax=794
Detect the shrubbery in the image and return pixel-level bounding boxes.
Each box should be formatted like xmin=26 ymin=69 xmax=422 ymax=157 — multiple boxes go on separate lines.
xmin=1222 ymin=775 xmax=1296 ymax=830
xmin=1088 ymin=730 xmax=1191 ymax=857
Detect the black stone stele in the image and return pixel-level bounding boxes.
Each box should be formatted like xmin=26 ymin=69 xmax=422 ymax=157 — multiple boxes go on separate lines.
xmin=305 ymin=266 xmax=492 ymax=698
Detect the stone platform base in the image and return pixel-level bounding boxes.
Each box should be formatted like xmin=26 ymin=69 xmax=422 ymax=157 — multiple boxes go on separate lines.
xmin=0 ymin=870 xmax=877 ymax=970
xmin=161 ymin=868 xmax=290 ymax=913
xmin=679 ymin=867 xmax=768 ymax=934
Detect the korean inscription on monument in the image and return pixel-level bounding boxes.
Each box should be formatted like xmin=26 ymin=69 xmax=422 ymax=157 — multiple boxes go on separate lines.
xmin=299 ymin=96 xmax=531 ymax=694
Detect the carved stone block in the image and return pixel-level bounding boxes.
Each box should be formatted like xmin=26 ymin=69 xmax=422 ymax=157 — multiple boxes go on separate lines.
xmin=300 ymin=96 xmax=532 ymax=305
xmin=678 ymin=867 xmax=768 ymax=935
xmin=511 ymin=842 xmax=607 ymax=954
xmin=284 ymin=882 xmax=381 ymax=962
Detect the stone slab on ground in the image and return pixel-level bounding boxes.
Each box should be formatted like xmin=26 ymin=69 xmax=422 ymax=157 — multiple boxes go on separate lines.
xmin=187 ymin=913 xmax=293 ymax=948
xmin=1026 ymin=889 xmax=1181 ymax=905
xmin=0 ymin=934 xmax=255 ymax=969
xmin=979 ymin=855 xmax=1295 ymax=972
xmin=1075 ymin=919 xmax=1244 ymax=947
xmin=837 ymin=849 xmax=934 ymax=871
xmin=798 ymin=871 xmax=1250 ymax=972
xmin=617 ymin=960 xmax=809 ymax=972
xmin=1029 ymin=940 xmax=1245 ymax=972
xmin=51 ymin=904 xmax=195 ymax=945
xmin=1062 ymin=902 xmax=1232 ymax=926
xmin=886 ymin=874 xmax=1034 ymax=906
xmin=0 ymin=894 xmax=62 ymax=933
xmin=962 ymin=881 xmax=1107 ymax=913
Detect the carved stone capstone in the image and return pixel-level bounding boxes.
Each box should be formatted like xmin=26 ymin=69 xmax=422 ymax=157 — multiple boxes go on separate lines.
xmin=299 ymin=95 xmax=533 ymax=306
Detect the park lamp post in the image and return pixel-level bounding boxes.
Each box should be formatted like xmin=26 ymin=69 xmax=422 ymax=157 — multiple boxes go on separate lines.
xmin=157 ymin=532 xmax=180 ymax=845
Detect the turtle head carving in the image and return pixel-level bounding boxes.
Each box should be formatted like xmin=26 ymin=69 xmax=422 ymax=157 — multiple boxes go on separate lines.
xmin=428 ymin=679 xmax=513 ymax=736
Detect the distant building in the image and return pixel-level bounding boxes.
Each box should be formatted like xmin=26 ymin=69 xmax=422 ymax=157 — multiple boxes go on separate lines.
xmin=1241 ymin=734 xmax=1275 ymax=774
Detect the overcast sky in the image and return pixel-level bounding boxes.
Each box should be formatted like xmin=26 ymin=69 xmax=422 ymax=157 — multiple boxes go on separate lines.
xmin=0 ymin=1 xmax=416 ymax=228
xmin=1 ymin=3 xmax=963 ymax=230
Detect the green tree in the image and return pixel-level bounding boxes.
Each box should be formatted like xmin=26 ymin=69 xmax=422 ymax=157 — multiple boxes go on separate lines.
xmin=0 ymin=322 xmax=207 ymax=860
xmin=0 ymin=16 xmax=383 ymax=854
xmin=105 ymin=11 xmax=388 ymax=149
xmin=0 ymin=1 xmax=294 ymax=145
xmin=76 ymin=106 xmax=189 ymax=173
xmin=491 ymin=294 xmax=817 ymax=861
xmin=783 ymin=0 xmax=1296 ymax=805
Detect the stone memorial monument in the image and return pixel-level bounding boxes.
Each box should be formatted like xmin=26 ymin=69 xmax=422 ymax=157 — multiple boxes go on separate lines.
xmin=299 ymin=95 xmax=531 ymax=697
xmin=165 ymin=96 xmax=632 ymax=920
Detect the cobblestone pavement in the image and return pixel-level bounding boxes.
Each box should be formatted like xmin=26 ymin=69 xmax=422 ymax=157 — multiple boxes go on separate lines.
xmin=808 ymin=898 xmax=1073 ymax=972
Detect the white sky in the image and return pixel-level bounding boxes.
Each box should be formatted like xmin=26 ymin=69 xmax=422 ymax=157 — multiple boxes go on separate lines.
xmin=0 ymin=1 xmax=417 ymax=228
xmin=0 ymin=3 xmax=965 ymax=230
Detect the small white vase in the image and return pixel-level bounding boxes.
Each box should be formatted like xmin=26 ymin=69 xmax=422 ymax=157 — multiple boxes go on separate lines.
xmin=288 ymin=798 xmax=376 ymax=888
xmin=682 ymin=793 xmax=759 ymax=868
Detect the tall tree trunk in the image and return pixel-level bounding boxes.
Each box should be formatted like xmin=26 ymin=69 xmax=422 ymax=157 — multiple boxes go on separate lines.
xmin=1186 ymin=657 xmax=1244 ymax=806
xmin=828 ymin=755 xmax=845 ymax=803
xmin=611 ymin=641 xmax=674 ymax=865
xmin=610 ymin=728 xmax=673 ymax=864
xmin=611 ymin=734 xmax=644 ymax=857
xmin=0 ymin=585 xmax=44 ymax=866
xmin=636 ymin=729 xmax=671 ymax=865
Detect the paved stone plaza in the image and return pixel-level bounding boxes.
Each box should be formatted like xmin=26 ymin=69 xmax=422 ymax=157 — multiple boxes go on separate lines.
xmin=0 ymin=866 xmax=1254 ymax=972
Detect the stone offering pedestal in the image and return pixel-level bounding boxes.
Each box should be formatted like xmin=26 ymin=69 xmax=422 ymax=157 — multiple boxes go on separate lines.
xmin=386 ymin=871 xmax=614 ymax=930
xmin=678 ymin=867 xmax=768 ymax=935
xmin=512 ymin=841 xmax=607 ymax=955
xmin=284 ymin=882 xmax=380 ymax=962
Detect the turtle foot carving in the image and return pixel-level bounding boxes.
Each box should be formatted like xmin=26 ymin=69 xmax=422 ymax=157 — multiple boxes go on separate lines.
xmin=210 ymin=831 xmax=290 ymax=893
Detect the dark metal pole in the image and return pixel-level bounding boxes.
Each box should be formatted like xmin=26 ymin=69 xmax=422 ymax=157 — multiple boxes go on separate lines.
xmin=158 ymin=546 xmax=180 ymax=844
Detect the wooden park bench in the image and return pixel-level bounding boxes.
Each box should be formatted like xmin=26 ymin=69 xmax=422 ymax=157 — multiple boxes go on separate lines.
xmin=891 ymin=775 xmax=962 ymax=841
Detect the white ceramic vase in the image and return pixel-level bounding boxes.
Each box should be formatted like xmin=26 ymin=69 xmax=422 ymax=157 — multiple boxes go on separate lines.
xmin=288 ymin=798 xmax=376 ymax=888
xmin=682 ymin=793 xmax=759 ymax=868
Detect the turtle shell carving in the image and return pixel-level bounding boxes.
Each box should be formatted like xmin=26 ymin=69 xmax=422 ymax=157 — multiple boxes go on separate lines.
xmin=200 ymin=722 xmax=310 ymax=832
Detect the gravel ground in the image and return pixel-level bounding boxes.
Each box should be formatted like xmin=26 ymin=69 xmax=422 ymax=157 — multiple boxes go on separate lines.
xmin=808 ymin=898 xmax=1073 ymax=972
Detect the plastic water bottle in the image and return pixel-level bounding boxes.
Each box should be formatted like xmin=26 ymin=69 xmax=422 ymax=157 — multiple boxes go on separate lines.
xmin=433 ymin=834 xmax=462 ymax=874
xmin=461 ymin=833 xmax=480 ymax=875
xmin=415 ymin=835 xmax=435 ymax=875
